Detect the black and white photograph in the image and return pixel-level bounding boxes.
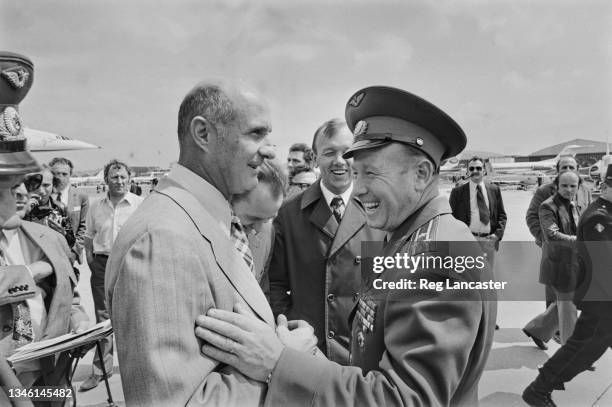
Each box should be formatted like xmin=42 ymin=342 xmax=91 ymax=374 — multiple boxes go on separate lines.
xmin=0 ymin=1 xmax=611 ymax=406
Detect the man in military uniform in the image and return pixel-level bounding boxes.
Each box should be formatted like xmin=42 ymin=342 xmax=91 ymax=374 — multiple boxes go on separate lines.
xmin=194 ymin=86 xmax=497 ymax=406
xmin=523 ymin=164 xmax=612 ymax=407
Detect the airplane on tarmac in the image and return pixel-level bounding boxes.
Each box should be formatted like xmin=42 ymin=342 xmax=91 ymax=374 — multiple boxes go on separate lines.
xmin=70 ymin=170 xmax=104 ymax=186
xmin=440 ymin=154 xmax=463 ymax=173
xmin=24 ymin=128 xmax=100 ymax=152
xmin=484 ymin=160 xmax=551 ymax=188
xmin=490 ymin=144 xmax=583 ymax=173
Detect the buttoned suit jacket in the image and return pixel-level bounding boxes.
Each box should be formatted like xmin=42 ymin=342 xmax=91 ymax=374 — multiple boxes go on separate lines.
xmin=65 ymin=187 xmax=88 ymax=262
xmin=269 ymin=180 xmax=384 ymax=364
xmin=106 ymin=177 xmax=274 ymax=407
xmin=449 ymin=181 xmax=507 ymax=249
xmin=0 ymin=221 xmax=87 ymax=383
xmin=264 ymin=195 xmax=497 ymax=407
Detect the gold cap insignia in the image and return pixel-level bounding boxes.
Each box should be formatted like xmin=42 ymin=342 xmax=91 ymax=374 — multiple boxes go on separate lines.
xmin=354 ymin=120 xmax=368 ymax=137
xmin=595 ymin=223 xmax=604 ymax=233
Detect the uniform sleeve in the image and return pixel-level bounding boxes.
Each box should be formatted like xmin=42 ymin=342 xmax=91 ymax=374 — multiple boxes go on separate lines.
xmin=526 ymin=187 xmax=546 ymax=245
xmin=265 ymin=282 xmax=483 ymax=407
xmin=107 ymin=228 xmax=264 ymax=407
xmin=268 ymin=214 xmax=291 ymax=317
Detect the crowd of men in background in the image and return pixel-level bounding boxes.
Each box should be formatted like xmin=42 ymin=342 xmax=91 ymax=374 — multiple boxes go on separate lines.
xmin=0 ymin=51 xmax=610 ymax=407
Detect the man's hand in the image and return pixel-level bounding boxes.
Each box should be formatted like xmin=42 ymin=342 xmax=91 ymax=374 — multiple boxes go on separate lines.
xmin=72 ymin=320 xmax=91 ymax=334
xmin=29 ymin=261 xmax=52 ymax=282
xmin=195 ymin=303 xmax=284 ymax=382
xmin=276 ymin=314 xmax=318 ymax=354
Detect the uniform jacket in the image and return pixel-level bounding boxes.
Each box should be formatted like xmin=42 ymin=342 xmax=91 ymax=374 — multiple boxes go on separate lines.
xmin=0 ymin=221 xmax=87 ymax=385
xmin=106 ymin=175 xmax=274 ymax=407
xmin=66 ymin=187 xmax=88 ymax=262
xmin=269 ymin=180 xmax=384 ymax=364
xmin=526 ymin=181 xmax=591 ymax=247
xmin=574 ymin=197 xmax=612 ymax=315
xmin=265 ymin=195 xmax=497 ymax=407
xmin=538 ymin=194 xmax=581 ymax=291
xmin=449 ymin=181 xmax=507 ymax=249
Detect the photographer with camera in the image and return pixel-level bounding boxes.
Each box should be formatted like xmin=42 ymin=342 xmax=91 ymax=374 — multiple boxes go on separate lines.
xmin=23 ymin=166 xmax=76 ymax=258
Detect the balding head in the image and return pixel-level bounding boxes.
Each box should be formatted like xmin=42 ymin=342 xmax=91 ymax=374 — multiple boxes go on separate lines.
xmin=176 ymin=80 xmax=274 ymax=198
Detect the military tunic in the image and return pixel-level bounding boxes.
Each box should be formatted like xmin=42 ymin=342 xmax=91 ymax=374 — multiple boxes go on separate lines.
xmin=265 ymin=196 xmax=497 ymax=407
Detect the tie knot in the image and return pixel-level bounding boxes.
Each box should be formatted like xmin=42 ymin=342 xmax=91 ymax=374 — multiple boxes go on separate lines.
xmin=330 ymin=196 xmax=344 ymax=209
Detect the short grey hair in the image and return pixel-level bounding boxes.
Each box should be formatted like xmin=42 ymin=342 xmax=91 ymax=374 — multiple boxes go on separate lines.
xmin=177 ymin=82 xmax=237 ymax=141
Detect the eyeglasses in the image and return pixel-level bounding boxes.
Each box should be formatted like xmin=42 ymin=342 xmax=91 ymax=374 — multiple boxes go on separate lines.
xmin=468 ymin=166 xmax=483 ymax=171
xmin=24 ymin=173 xmax=43 ymax=192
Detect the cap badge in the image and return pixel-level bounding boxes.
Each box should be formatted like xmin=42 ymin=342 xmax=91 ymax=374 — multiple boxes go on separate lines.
xmin=416 ymin=137 xmax=424 ymax=146
xmin=595 ymin=223 xmax=604 ymax=233
xmin=354 ymin=120 xmax=368 ymax=137
xmin=349 ymin=92 xmax=365 ymax=107
xmin=0 ymin=107 xmax=23 ymax=139
xmin=1 ymin=67 xmax=30 ymax=89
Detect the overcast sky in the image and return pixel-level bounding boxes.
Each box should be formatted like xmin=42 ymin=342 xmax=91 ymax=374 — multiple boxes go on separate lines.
xmin=1 ymin=0 xmax=611 ymax=171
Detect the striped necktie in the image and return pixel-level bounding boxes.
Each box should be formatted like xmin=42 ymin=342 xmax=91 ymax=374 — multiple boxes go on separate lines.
xmin=330 ymin=196 xmax=345 ymax=223
xmin=230 ymin=215 xmax=255 ymax=274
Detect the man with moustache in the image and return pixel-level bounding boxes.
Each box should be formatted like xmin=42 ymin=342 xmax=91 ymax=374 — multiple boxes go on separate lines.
xmin=523 ymin=165 xmax=612 ymax=407
xmin=106 ymin=81 xmax=315 ymax=406
xmin=49 ymin=157 xmax=89 ymax=265
xmin=195 ymin=86 xmax=497 ymax=406
xmin=81 ymin=159 xmax=143 ymax=391
xmin=269 ymin=118 xmax=384 ymax=364
xmin=449 ymin=156 xmax=507 ymax=267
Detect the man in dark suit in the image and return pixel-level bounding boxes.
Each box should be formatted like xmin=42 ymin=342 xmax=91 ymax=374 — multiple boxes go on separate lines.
xmin=49 ymin=157 xmax=89 ymax=264
xmin=449 ymin=156 xmax=507 ymax=266
xmin=523 ymin=165 xmax=612 ymax=407
xmin=269 ymin=118 xmax=384 ymax=364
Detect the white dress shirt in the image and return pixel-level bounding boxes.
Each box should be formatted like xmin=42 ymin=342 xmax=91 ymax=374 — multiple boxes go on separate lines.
xmin=86 ymin=192 xmax=144 ymax=255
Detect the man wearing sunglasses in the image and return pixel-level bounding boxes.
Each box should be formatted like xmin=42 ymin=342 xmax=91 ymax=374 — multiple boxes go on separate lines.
xmin=449 ymin=156 xmax=507 ymax=267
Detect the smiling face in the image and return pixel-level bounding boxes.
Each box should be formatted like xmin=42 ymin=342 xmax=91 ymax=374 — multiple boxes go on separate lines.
xmin=214 ymin=91 xmax=275 ymax=196
xmin=352 ymin=144 xmax=426 ymax=232
xmin=315 ymin=125 xmax=353 ymax=195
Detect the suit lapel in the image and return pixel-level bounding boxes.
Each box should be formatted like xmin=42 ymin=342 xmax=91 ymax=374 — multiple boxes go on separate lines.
xmin=329 ymin=197 xmax=366 ymax=257
xmin=158 ymin=181 xmax=274 ymax=325
xmin=485 ymin=182 xmax=495 ymax=220
xmin=302 ymin=181 xmax=337 ymax=239
xmin=462 ymin=183 xmax=471 ymax=225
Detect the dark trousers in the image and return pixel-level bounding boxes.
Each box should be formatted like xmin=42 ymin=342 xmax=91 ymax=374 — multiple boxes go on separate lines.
xmin=540 ymin=312 xmax=612 ymax=389
xmin=88 ymin=254 xmax=114 ymax=376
